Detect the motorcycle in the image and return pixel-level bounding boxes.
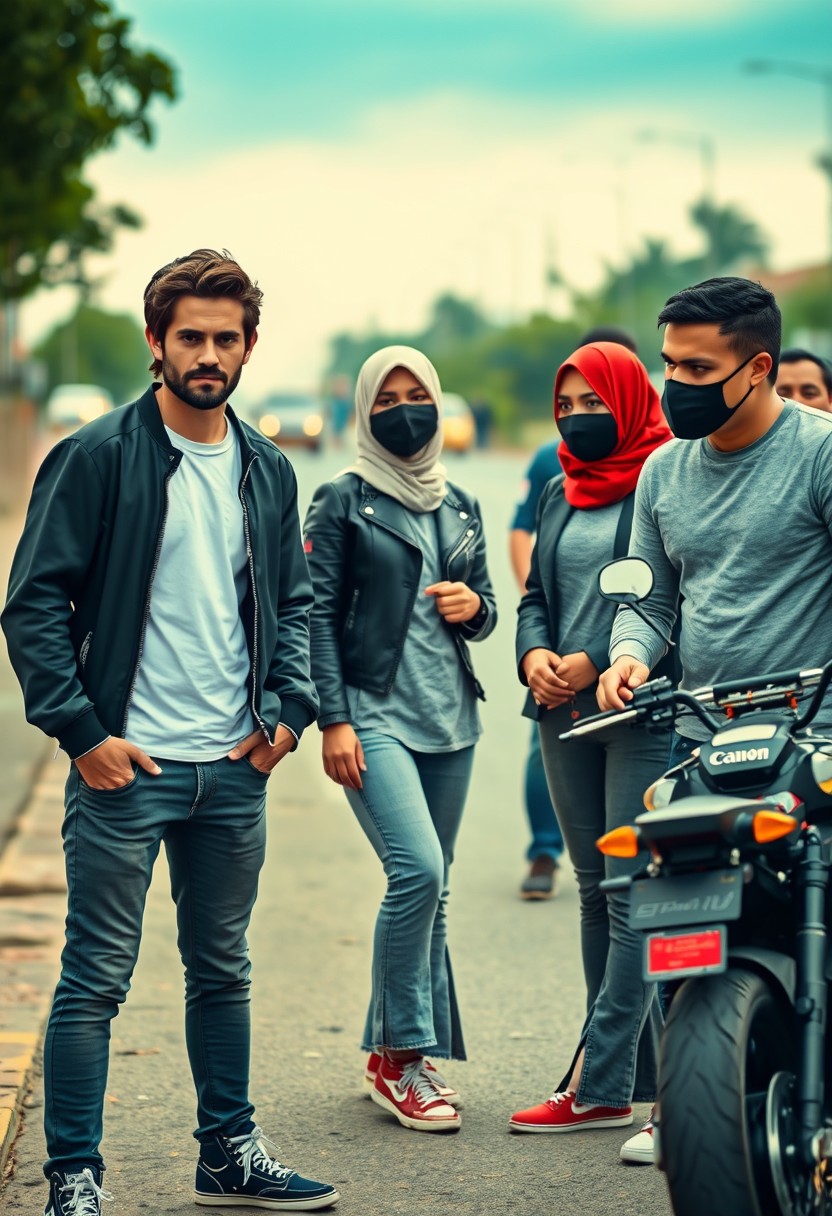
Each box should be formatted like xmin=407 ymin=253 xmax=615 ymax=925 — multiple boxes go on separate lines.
xmin=559 ymin=556 xmax=832 ymax=1216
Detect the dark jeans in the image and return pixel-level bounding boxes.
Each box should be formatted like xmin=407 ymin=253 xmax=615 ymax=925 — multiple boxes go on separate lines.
xmin=44 ymin=757 xmax=268 ymax=1175
xmin=525 ymin=723 xmax=564 ymax=863
xmin=668 ymin=730 xmax=699 ymax=768
xmin=539 ymin=690 xmax=671 ymax=1106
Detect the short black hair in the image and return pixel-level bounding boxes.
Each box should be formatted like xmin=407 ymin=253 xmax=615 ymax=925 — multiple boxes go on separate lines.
xmin=578 ymin=325 xmax=638 ymax=355
xmin=658 ymin=276 xmax=781 ymax=384
xmin=778 ymin=347 xmax=832 ymax=395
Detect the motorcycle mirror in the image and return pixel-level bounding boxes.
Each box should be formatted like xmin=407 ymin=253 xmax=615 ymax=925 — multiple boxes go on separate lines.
xmin=598 ymin=557 xmax=655 ymax=605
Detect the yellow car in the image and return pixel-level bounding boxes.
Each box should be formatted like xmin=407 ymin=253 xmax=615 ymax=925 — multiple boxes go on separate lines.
xmin=442 ymin=393 xmax=476 ymax=453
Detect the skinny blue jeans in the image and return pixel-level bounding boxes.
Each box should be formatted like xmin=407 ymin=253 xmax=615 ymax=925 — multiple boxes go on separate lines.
xmin=525 ymin=722 xmax=564 ymax=863
xmin=539 ymin=690 xmax=671 ymax=1106
xmin=344 ymin=730 xmax=474 ymax=1060
xmin=44 ymin=757 xmax=268 ymax=1176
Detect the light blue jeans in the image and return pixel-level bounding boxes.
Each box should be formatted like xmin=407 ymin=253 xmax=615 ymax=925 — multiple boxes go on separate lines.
xmin=44 ymin=757 xmax=267 ymax=1176
xmin=344 ymin=730 xmax=474 ymax=1060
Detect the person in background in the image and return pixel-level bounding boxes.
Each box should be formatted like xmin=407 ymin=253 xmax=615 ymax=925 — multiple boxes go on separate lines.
xmin=776 ymin=347 xmax=832 ymax=412
xmin=304 ymin=346 xmax=496 ymax=1134
xmin=509 ymin=326 xmax=638 ymax=900
xmin=509 ymin=341 xmax=672 ymax=1164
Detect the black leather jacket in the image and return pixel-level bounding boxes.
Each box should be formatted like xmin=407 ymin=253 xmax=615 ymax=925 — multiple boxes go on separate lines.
xmin=303 ymin=473 xmax=497 ymax=728
xmin=2 ymin=386 xmax=319 ymax=757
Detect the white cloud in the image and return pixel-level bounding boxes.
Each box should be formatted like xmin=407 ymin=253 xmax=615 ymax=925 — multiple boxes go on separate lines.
xmin=20 ymin=89 xmax=827 ymax=398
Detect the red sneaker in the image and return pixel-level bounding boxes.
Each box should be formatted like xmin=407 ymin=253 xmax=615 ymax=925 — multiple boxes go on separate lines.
xmin=371 ymin=1055 xmax=461 ymax=1132
xmin=364 ymin=1052 xmax=463 ymax=1108
xmin=509 ymin=1090 xmax=633 ymax=1133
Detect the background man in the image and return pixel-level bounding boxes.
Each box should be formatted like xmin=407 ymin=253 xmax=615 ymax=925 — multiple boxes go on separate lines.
xmin=776 ymin=346 xmax=832 ymax=411
xmin=2 ymin=250 xmax=337 ymax=1215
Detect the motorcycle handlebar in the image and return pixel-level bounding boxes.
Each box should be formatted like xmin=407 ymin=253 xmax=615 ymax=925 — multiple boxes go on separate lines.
xmin=557 ymin=660 xmax=832 ymax=742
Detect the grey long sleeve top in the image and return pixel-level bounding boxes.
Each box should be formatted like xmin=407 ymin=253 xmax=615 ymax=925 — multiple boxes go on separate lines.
xmin=609 ymin=402 xmax=832 ymax=739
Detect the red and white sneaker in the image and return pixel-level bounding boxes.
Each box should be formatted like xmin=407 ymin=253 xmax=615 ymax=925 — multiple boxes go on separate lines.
xmin=509 ymin=1090 xmax=633 ymax=1134
xmin=370 ymin=1055 xmax=461 ymax=1132
xmin=620 ymin=1112 xmax=656 ymax=1163
xmin=364 ymin=1052 xmax=463 ymax=1109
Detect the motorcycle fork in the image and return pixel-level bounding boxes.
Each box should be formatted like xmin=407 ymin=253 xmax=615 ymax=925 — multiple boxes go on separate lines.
xmin=794 ymin=827 xmax=830 ymax=1165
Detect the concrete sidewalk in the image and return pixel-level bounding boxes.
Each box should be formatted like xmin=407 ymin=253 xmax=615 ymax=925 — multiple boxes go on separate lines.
xmin=0 ymin=754 xmax=66 ymax=1174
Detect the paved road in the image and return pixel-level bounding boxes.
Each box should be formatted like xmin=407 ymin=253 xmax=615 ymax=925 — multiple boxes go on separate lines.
xmin=1 ymin=446 xmax=672 ymax=1216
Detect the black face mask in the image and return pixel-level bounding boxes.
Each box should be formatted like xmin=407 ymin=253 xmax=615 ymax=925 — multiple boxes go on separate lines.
xmin=662 ymin=353 xmax=759 ymax=440
xmin=370 ymin=402 xmax=438 ymax=458
xmin=557 ymin=413 xmax=619 ymax=463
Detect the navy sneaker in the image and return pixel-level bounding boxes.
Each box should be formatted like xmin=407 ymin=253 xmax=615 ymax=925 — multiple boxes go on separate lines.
xmin=45 ymin=1167 xmax=113 ymax=1216
xmin=194 ymin=1126 xmax=339 ymax=1210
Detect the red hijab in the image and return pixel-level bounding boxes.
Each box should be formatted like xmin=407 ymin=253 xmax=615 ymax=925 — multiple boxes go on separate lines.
xmin=555 ymin=342 xmax=672 ymax=509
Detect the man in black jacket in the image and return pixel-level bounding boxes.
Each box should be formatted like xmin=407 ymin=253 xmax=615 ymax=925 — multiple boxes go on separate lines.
xmin=2 ymin=250 xmax=338 ymax=1215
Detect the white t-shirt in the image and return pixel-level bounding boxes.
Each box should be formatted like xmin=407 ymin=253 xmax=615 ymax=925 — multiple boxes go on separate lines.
xmin=126 ymin=422 xmax=255 ymax=761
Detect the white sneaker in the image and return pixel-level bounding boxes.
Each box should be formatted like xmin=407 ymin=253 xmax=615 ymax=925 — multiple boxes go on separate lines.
xmin=620 ymin=1114 xmax=655 ymax=1164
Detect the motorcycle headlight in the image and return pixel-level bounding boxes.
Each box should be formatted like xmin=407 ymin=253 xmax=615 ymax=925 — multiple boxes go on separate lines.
xmin=643 ymin=777 xmax=677 ymax=811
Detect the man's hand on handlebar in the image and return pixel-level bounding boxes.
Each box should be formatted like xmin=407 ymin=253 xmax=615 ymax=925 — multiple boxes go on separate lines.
xmin=597 ymin=656 xmax=650 ymax=711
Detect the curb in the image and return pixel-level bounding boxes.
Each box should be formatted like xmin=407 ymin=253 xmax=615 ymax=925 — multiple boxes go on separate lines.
xmin=0 ymin=752 xmax=68 ymax=1175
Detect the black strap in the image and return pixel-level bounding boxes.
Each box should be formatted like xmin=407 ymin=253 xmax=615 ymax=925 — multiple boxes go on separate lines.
xmin=613 ymin=492 xmax=635 ymax=559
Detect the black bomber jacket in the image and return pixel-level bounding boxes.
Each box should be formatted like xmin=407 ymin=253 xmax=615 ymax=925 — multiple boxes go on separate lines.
xmin=1 ymin=385 xmax=319 ymax=758
xmin=302 ymin=473 xmax=497 ymax=728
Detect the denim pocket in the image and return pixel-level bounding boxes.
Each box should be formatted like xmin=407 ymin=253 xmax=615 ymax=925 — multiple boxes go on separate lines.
xmin=78 ymin=764 xmax=140 ymax=795
xmin=241 ymin=755 xmax=271 ymax=778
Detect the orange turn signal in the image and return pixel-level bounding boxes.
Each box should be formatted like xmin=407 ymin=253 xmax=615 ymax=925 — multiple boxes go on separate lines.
xmin=597 ymin=826 xmax=640 ymax=858
xmin=752 ymin=810 xmax=798 ymax=844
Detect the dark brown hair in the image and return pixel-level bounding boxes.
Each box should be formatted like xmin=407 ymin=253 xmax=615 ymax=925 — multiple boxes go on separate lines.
xmin=143 ymin=248 xmax=263 ymax=376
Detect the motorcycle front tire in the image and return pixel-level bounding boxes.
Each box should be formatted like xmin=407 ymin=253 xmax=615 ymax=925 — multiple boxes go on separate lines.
xmin=658 ymin=967 xmax=793 ymax=1216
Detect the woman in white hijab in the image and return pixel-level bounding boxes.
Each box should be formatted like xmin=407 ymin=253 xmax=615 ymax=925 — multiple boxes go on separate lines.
xmin=304 ymin=346 xmax=497 ymax=1134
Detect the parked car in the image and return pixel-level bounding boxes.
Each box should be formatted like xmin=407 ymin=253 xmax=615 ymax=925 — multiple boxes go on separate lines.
xmin=45 ymin=383 xmax=114 ymax=436
xmin=244 ymin=392 xmax=326 ymax=452
xmin=442 ymin=392 xmax=476 ymax=454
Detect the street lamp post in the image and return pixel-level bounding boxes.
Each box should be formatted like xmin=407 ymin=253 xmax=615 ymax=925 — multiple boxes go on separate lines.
xmin=744 ymin=59 xmax=832 ymax=280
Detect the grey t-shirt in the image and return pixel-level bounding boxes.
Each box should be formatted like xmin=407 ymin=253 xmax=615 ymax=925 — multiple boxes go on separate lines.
xmin=126 ymin=423 xmax=255 ymax=760
xmin=610 ymin=402 xmax=832 ymax=739
xmin=346 ymin=510 xmax=481 ymax=753
xmin=556 ymin=501 xmax=621 ymax=658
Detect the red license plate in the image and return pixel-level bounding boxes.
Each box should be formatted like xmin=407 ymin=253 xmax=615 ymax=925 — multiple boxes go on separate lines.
xmin=644 ymin=926 xmax=726 ymax=981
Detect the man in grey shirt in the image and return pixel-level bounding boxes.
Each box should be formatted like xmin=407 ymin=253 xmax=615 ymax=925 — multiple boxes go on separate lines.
xmin=598 ymin=276 xmax=832 ymax=762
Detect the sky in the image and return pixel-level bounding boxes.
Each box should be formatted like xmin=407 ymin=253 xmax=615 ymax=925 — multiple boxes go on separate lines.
xmin=21 ymin=0 xmax=832 ymax=398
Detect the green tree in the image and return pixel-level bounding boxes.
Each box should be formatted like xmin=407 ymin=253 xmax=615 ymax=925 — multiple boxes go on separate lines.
xmin=34 ymin=303 xmax=149 ymax=403
xmin=1 ymin=0 xmax=176 ymax=302
xmin=689 ymin=199 xmax=769 ymax=273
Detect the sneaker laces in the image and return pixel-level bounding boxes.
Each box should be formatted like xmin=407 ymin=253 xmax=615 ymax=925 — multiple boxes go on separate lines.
xmin=547 ymin=1090 xmax=574 ymax=1105
xmin=59 ymin=1170 xmax=113 ymax=1216
xmin=400 ymin=1059 xmax=446 ymax=1107
xmin=423 ymin=1061 xmax=450 ymax=1090
xmin=227 ymin=1127 xmax=295 ymax=1187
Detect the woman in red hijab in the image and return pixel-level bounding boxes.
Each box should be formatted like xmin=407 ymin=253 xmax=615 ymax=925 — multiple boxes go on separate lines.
xmin=510 ymin=342 xmax=673 ymax=1162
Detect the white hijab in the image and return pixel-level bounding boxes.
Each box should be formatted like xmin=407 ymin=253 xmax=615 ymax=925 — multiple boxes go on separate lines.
xmin=344 ymin=345 xmax=447 ymax=513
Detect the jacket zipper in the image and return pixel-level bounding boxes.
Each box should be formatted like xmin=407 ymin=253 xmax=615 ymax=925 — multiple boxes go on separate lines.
xmin=445 ymin=520 xmax=477 ymax=578
xmin=445 ymin=519 xmax=486 ymax=700
xmin=121 ymin=458 xmax=177 ymax=734
xmin=344 ymin=588 xmax=360 ymax=631
xmin=79 ymin=631 xmax=93 ymax=669
xmin=239 ymin=455 xmax=271 ymax=743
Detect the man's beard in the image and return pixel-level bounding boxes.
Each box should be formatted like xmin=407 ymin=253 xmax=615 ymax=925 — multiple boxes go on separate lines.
xmin=162 ymin=358 xmax=244 ymax=411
